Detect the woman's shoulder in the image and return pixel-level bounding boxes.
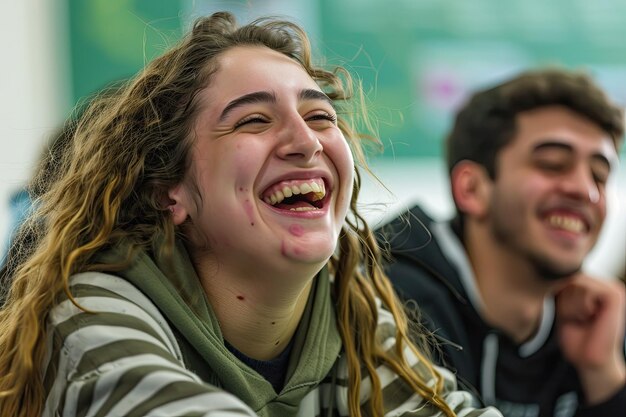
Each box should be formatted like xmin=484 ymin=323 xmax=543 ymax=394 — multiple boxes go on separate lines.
xmin=42 ymin=270 xmax=260 ymax=417
xmin=64 ymin=271 xmax=163 ymax=314
xmin=48 ymin=271 xmax=183 ymax=361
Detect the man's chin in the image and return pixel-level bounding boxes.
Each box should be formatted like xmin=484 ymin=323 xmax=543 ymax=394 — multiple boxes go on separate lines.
xmin=532 ymin=257 xmax=582 ymax=282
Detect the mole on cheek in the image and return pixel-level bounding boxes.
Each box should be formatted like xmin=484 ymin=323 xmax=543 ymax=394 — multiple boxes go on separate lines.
xmin=236 ymin=295 xmax=245 ymax=301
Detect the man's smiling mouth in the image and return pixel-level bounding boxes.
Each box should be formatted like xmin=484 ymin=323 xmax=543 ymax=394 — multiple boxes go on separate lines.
xmin=262 ymin=178 xmax=326 ymax=212
xmin=546 ymin=214 xmax=585 ymax=233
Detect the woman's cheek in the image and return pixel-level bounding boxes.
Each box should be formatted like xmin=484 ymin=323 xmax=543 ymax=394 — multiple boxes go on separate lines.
xmin=336 ymin=141 xmax=355 ymax=220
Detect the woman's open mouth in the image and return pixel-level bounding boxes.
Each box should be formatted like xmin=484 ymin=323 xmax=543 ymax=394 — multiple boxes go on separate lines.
xmin=261 ymin=177 xmax=328 ymax=212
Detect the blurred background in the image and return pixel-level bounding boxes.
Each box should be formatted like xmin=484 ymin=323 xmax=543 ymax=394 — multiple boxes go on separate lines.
xmin=1 ymin=0 xmax=626 ymax=277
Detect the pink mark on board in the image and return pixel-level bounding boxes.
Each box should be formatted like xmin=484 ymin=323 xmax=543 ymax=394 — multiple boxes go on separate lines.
xmin=289 ymin=224 xmax=304 ymax=237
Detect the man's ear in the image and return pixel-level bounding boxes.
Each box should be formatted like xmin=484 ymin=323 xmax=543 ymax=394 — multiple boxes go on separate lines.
xmin=167 ymin=184 xmax=190 ymax=226
xmin=450 ymin=160 xmax=492 ymax=220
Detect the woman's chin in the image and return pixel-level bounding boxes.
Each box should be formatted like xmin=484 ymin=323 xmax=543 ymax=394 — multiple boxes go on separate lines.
xmin=279 ymin=234 xmax=336 ymax=266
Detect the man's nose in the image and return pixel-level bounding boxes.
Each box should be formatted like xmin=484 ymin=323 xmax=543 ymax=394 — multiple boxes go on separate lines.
xmin=560 ymin=165 xmax=601 ymax=204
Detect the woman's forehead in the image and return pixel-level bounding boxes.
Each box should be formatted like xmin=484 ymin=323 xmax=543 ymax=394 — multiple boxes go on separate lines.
xmin=196 ymin=46 xmax=322 ymax=118
xmin=211 ymin=46 xmax=318 ymax=92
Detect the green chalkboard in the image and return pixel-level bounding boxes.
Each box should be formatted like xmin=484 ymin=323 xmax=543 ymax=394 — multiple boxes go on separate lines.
xmin=67 ymin=0 xmax=626 ymax=157
xmin=68 ymin=0 xmax=183 ymax=105
xmin=318 ymin=0 xmax=626 ymax=157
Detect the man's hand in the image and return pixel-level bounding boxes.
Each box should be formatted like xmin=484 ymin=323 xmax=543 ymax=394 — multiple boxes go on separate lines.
xmin=556 ymin=273 xmax=626 ymax=405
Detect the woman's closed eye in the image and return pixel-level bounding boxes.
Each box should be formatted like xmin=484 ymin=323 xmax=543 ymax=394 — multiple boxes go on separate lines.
xmin=306 ymin=112 xmax=337 ymax=125
xmin=234 ymin=114 xmax=270 ymax=129
xmin=233 ymin=111 xmax=337 ymax=130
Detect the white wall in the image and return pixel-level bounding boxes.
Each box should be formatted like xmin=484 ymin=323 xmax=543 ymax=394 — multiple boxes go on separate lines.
xmin=0 ymin=0 xmax=70 ymax=256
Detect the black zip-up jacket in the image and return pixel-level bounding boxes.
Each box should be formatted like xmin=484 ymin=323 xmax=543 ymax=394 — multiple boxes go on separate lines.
xmin=376 ymin=205 xmax=626 ymax=417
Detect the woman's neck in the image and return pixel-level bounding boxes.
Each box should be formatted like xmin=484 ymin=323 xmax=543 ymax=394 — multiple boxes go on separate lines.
xmin=192 ymin=254 xmax=316 ymax=360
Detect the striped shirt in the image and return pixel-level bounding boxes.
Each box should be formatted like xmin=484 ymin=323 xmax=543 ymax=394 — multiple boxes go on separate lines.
xmin=43 ymin=270 xmax=502 ymax=417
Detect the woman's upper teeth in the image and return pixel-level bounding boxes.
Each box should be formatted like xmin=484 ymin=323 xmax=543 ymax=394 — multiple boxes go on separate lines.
xmin=263 ymin=178 xmax=325 ymax=205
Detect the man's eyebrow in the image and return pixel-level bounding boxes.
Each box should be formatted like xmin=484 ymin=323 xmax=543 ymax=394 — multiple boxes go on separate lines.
xmin=532 ymin=140 xmax=612 ymax=168
xmin=532 ymin=141 xmax=574 ymax=154
xmin=219 ymin=91 xmax=276 ymax=121
xmin=299 ymin=89 xmax=334 ymax=107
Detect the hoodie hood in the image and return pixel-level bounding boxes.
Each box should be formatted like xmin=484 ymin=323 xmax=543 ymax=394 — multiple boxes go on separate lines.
xmin=379 ymin=206 xmax=556 ymax=352
xmin=378 ymin=206 xmax=472 ymax=307
xmin=378 ymin=205 xmax=564 ymax=406
xmin=98 ymin=239 xmax=342 ymax=416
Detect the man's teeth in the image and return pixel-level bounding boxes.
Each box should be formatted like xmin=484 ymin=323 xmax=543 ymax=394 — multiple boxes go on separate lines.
xmin=264 ymin=180 xmax=325 ymax=205
xmin=548 ymin=215 xmax=584 ymax=233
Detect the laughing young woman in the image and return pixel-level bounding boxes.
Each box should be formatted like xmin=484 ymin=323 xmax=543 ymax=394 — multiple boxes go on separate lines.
xmin=0 ymin=12 xmax=502 ymax=417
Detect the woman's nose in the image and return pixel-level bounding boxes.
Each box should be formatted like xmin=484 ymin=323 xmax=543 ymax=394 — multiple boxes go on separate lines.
xmin=276 ymin=117 xmax=323 ymax=163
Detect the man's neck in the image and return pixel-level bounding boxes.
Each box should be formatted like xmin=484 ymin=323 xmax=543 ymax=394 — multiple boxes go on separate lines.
xmin=464 ymin=223 xmax=559 ymax=343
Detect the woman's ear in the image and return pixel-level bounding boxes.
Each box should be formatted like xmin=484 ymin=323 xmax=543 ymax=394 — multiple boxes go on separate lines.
xmin=450 ymin=160 xmax=492 ymax=220
xmin=167 ymin=184 xmax=190 ymax=226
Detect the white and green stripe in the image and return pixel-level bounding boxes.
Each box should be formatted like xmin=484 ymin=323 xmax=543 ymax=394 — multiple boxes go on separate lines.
xmin=43 ymin=272 xmax=502 ymax=417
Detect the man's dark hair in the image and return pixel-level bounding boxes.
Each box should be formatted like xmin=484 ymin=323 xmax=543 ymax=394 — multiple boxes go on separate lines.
xmin=446 ymin=68 xmax=624 ymax=179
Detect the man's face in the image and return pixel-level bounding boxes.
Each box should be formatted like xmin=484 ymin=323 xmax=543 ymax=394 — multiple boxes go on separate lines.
xmin=487 ymin=105 xmax=617 ymax=279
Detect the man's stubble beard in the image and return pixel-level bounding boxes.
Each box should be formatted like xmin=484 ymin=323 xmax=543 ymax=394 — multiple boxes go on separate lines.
xmin=490 ymin=202 xmax=583 ymax=282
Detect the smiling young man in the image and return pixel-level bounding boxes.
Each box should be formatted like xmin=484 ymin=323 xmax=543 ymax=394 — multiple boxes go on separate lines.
xmin=378 ymin=69 xmax=626 ymax=417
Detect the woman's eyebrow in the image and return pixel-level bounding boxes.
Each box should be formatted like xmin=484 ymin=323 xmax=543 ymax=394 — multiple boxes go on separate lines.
xmin=299 ymin=89 xmax=333 ymax=106
xmin=219 ymin=91 xmax=276 ymax=121
xmin=219 ymin=89 xmax=333 ymax=122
